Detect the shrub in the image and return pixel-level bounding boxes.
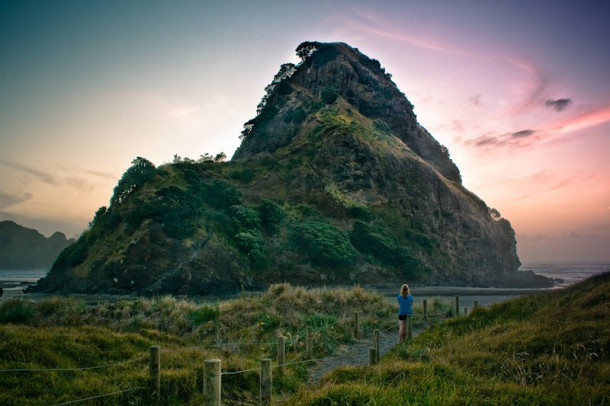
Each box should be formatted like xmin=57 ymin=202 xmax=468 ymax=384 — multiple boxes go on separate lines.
xmin=295 ymin=204 xmax=324 ymax=220
xmin=205 ymin=180 xmax=242 ymax=209
xmin=123 ymin=186 xmax=202 ymax=238
xmin=187 ymin=303 xmax=220 ymax=327
xmin=229 ymin=205 xmax=261 ymax=231
xmin=406 ymin=229 xmax=436 ymax=252
xmin=234 ymin=231 xmax=268 ymax=269
xmin=155 ymin=186 xmax=201 ymax=239
xmin=88 ymin=206 xmax=107 ymax=229
xmin=320 ymin=87 xmax=339 ymax=104
xmin=111 ymin=157 xmax=156 ymax=205
xmin=347 ymin=206 xmax=376 ymax=222
xmin=53 ymin=239 xmax=88 ymax=269
xmin=256 ymin=312 xmax=281 ymax=332
xmin=230 ymin=168 xmax=255 ymax=184
xmin=373 ymin=119 xmax=392 ymax=133
xmin=0 ymin=299 xmax=36 ymax=324
xmin=258 ymin=199 xmax=286 ymax=235
xmin=35 ymin=297 xmax=86 ymax=325
xmin=349 ymin=221 xmax=421 ymax=270
xmin=283 ymin=107 xmax=307 ymax=124
xmin=291 ymin=221 xmax=357 ymax=266
xmin=208 ymin=210 xmax=234 ymax=235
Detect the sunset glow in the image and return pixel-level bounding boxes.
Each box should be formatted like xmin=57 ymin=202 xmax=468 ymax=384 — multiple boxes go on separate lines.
xmin=1 ymin=0 xmax=608 ymax=262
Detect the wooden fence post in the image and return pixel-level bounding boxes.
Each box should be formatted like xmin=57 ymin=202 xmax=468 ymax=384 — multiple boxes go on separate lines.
xmin=369 ymin=348 xmax=377 ymax=365
xmin=423 ymin=299 xmax=428 ymax=323
xmin=407 ymin=314 xmax=413 ymax=339
xmin=374 ymin=330 xmax=380 ymax=363
xmin=306 ymin=327 xmax=313 ymax=358
xmin=260 ymin=358 xmax=272 ymax=406
xmin=354 ymin=311 xmax=360 ymax=339
xmin=455 ymin=296 xmax=460 ymax=317
xmin=474 ymin=301 xmax=479 ymax=309
xmin=203 ymin=359 xmax=221 ymax=406
xmin=464 ymin=307 xmax=468 ymax=315
xmin=149 ymin=345 xmax=160 ymax=402
xmin=277 ymin=336 xmax=286 ymax=375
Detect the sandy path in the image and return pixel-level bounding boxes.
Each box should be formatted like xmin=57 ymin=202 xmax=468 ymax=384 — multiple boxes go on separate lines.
xmin=309 ymin=326 xmax=422 ymax=384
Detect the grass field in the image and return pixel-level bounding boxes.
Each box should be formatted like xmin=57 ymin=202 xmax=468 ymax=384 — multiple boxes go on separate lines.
xmin=0 ymin=284 xmax=423 ymax=405
xmin=0 ymin=274 xmax=608 ymax=405
xmin=290 ymin=272 xmax=610 ymax=405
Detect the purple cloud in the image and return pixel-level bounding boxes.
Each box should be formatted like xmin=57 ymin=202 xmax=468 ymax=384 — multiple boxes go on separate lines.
xmin=465 ymin=129 xmax=538 ymax=149
xmin=468 ymin=94 xmax=483 ymax=107
xmin=545 ymin=98 xmax=572 ymax=112
xmin=512 ymin=129 xmax=536 ymax=138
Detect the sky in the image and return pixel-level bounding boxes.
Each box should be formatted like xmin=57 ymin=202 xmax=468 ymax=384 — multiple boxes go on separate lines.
xmin=0 ymin=0 xmax=608 ymax=263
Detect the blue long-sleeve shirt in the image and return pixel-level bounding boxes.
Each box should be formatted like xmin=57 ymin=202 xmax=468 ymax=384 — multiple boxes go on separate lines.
xmin=397 ymin=294 xmax=413 ymax=315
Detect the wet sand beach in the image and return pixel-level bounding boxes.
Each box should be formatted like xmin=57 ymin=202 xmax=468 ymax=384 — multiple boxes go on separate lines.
xmin=4 ymin=261 xmax=607 ymax=305
xmin=1 ymin=277 xmax=551 ymax=309
xmin=0 ymin=280 xmax=44 ymax=301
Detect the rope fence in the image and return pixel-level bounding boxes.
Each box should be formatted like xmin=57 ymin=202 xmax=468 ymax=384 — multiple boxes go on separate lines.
xmin=0 ymin=357 xmax=147 ymax=373
xmin=1 ymin=295 xmax=474 ymax=405
xmin=53 ymin=386 xmax=146 ymax=406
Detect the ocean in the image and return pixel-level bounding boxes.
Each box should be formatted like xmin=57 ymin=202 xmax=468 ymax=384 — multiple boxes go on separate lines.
xmin=519 ymin=261 xmax=610 ymax=286
xmin=0 ymin=269 xmax=48 ymax=296
xmin=0 ymin=268 xmax=48 ymax=284
xmin=0 ymin=262 xmax=608 ymax=300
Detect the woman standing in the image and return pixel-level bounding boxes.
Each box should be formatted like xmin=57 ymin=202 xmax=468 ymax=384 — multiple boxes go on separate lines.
xmin=397 ymin=284 xmax=413 ymax=342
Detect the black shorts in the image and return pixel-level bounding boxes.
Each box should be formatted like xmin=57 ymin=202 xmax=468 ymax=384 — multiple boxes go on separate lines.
xmin=398 ymin=314 xmax=407 ymax=321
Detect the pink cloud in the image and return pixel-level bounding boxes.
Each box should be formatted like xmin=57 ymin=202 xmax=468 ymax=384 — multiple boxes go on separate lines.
xmin=508 ymin=169 xmax=598 ymax=201
xmin=335 ymin=10 xmax=476 ymax=58
xmin=464 ymin=129 xmax=542 ymax=150
xmin=464 ymin=106 xmax=610 ymax=152
xmin=504 ymin=58 xmax=549 ymax=115
xmin=556 ymin=106 xmax=610 ymax=134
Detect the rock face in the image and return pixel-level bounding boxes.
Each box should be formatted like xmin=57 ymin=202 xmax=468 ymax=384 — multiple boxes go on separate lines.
xmin=0 ymin=221 xmax=74 ymax=269
xmin=36 ymin=41 xmax=534 ymax=296
xmin=234 ymin=42 xmax=460 ymax=182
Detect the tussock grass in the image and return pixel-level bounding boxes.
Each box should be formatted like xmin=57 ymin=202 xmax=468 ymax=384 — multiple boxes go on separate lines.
xmin=290 ymin=273 xmax=610 ymax=405
xmin=5 ymin=276 xmax=604 ymax=405
xmin=0 ymin=284 xmax=398 ymax=405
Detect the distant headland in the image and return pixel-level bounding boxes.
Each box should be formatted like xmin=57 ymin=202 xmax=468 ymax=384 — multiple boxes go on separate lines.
xmin=0 ymin=220 xmax=74 ymax=270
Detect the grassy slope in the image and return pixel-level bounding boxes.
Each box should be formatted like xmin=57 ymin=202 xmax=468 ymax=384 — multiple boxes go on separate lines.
xmin=0 ymin=285 xmax=423 ymax=405
xmin=3 ymin=275 xmax=607 ymax=405
xmin=291 ymin=272 xmax=610 ymax=405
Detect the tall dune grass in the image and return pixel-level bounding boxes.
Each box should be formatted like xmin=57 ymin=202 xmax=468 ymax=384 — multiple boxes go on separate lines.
xmin=1 ymin=284 xmax=420 ymax=405
xmin=290 ymin=273 xmax=610 ymax=405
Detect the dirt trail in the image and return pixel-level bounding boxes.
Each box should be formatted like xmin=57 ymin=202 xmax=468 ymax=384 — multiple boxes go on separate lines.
xmin=309 ymin=327 xmax=422 ymax=384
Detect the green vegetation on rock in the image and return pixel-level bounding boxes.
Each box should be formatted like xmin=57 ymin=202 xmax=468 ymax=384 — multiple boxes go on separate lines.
xmin=290 ymin=221 xmax=357 ymax=266
xmin=35 ymin=41 xmax=533 ymax=296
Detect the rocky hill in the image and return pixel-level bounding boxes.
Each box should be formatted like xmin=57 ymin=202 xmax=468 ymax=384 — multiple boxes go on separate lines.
xmin=35 ymin=42 xmax=548 ymax=296
xmin=0 ymin=221 xmax=73 ymax=269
